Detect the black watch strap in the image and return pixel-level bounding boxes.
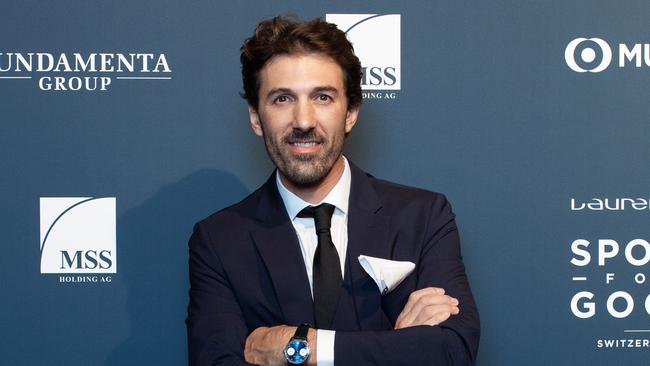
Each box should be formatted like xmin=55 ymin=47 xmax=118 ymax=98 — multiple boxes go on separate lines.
xmin=293 ymin=323 xmax=311 ymax=340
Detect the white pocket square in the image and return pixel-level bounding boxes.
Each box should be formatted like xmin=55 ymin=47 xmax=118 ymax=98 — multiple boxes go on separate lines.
xmin=358 ymin=255 xmax=415 ymax=295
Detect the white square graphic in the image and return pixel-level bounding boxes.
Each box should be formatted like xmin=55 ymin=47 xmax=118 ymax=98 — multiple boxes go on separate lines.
xmin=326 ymin=14 xmax=401 ymax=90
xmin=40 ymin=197 xmax=117 ymax=274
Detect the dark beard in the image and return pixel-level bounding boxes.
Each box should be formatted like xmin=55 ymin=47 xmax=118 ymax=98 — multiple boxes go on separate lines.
xmin=263 ymin=128 xmax=343 ymax=186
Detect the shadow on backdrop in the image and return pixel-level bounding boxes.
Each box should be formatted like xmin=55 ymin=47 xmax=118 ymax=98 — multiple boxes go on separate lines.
xmin=105 ymin=168 xmax=249 ymax=366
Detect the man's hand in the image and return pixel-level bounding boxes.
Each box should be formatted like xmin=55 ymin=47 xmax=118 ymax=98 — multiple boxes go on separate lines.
xmin=394 ymin=287 xmax=460 ymax=329
xmin=244 ymin=325 xmax=317 ymax=366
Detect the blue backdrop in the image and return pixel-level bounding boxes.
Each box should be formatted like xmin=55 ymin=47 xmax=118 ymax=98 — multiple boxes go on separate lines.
xmin=2 ymin=1 xmax=649 ymax=365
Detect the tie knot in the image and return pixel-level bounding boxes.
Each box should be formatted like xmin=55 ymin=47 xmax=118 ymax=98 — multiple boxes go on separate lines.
xmin=297 ymin=203 xmax=335 ymax=233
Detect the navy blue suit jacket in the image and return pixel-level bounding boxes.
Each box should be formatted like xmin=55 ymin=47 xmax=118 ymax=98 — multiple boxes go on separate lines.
xmin=187 ymin=162 xmax=480 ymax=365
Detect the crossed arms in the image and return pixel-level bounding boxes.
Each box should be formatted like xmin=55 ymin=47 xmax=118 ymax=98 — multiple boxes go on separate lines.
xmin=244 ymin=287 xmax=462 ymax=365
xmin=187 ymin=197 xmax=480 ymax=365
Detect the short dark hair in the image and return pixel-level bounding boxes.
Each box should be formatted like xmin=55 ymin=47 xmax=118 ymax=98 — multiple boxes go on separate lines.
xmin=240 ymin=16 xmax=362 ymax=110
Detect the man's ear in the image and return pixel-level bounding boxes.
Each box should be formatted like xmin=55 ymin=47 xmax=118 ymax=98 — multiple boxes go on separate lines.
xmin=248 ymin=105 xmax=263 ymax=137
xmin=344 ymin=106 xmax=360 ymax=134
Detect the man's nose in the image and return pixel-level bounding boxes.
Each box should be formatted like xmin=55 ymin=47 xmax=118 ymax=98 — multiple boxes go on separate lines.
xmin=292 ymin=99 xmax=316 ymax=131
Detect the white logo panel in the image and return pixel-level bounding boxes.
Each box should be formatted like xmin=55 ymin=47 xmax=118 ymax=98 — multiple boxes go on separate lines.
xmin=40 ymin=197 xmax=116 ymax=274
xmin=327 ymin=14 xmax=401 ymax=90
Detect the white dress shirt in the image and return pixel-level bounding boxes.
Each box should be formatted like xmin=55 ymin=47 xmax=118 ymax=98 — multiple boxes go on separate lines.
xmin=276 ymin=156 xmax=351 ymax=366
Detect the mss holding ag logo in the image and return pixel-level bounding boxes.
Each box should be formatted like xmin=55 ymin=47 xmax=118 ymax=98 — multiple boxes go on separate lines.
xmin=326 ymin=14 xmax=400 ymax=99
xmin=565 ymin=37 xmax=650 ymax=72
xmin=40 ymin=197 xmax=116 ymax=282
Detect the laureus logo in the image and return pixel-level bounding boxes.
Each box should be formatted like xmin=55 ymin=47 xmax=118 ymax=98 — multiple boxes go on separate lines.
xmin=564 ymin=37 xmax=612 ymax=73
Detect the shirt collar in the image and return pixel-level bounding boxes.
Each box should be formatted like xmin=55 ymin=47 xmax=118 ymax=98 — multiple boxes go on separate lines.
xmin=276 ymin=156 xmax=351 ymax=220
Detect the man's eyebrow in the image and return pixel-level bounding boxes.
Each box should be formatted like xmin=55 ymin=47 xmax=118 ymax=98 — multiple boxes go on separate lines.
xmin=268 ymin=86 xmax=339 ymax=94
xmin=265 ymin=86 xmax=340 ymax=100
xmin=312 ymin=86 xmax=339 ymax=94
xmin=265 ymin=88 xmax=293 ymax=99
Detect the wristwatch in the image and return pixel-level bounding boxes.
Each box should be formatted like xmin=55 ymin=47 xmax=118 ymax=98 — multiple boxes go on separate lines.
xmin=283 ymin=323 xmax=312 ymax=365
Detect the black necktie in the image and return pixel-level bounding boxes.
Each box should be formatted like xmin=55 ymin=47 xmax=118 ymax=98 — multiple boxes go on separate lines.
xmin=297 ymin=203 xmax=342 ymax=329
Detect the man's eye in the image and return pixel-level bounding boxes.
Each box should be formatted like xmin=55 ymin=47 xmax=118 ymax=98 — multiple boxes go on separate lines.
xmin=316 ymin=94 xmax=332 ymax=102
xmin=275 ymin=95 xmax=290 ymax=103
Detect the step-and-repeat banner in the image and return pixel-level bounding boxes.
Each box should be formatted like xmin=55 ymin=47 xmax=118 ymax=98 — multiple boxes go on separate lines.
xmin=2 ymin=1 xmax=649 ymax=365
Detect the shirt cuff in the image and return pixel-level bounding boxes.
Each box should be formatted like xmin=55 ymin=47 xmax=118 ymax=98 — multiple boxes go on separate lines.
xmin=316 ymin=329 xmax=335 ymax=366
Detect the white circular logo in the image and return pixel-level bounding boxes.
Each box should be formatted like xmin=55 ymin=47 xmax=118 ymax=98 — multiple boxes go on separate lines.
xmin=565 ymin=37 xmax=612 ymax=73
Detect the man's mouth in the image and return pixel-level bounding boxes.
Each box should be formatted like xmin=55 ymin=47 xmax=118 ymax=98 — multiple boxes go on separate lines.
xmin=287 ymin=140 xmax=322 ymax=153
xmin=290 ymin=141 xmax=319 ymax=147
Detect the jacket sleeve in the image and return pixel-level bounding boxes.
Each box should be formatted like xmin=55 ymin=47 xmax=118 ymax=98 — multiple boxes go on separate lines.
xmin=186 ymin=222 xmax=255 ymax=366
xmin=334 ymin=195 xmax=480 ymax=365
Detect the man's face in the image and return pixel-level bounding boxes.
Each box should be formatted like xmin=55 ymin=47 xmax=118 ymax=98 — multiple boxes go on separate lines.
xmin=248 ymin=53 xmax=359 ymax=186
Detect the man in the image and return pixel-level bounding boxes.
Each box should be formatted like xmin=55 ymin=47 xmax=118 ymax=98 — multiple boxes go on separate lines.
xmin=187 ymin=16 xmax=479 ymax=366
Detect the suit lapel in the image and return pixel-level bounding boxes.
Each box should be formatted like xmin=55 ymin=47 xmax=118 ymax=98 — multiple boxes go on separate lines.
xmin=338 ymin=162 xmax=391 ymax=330
xmin=251 ymin=174 xmax=314 ymax=326
xmin=251 ymin=163 xmax=391 ymax=330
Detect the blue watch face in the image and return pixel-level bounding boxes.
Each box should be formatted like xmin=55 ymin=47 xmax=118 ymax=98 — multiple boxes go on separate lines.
xmin=284 ymin=339 xmax=310 ymax=364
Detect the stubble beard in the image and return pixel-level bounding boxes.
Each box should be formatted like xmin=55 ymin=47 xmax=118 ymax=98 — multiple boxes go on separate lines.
xmin=262 ymin=128 xmax=343 ymax=187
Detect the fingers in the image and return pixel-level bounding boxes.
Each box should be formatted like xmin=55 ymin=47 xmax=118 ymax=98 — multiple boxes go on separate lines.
xmin=397 ymin=288 xmax=452 ymax=324
xmin=395 ymin=302 xmax=459 ymax=329
xmin=395 ymin=287 xmax=460 ymax=329
xmin=410 ymin=303 xmax=458 ymax=327
xmin=408 ymin=306 xmax=452 ymax=328
xmin=399 ymin=287 xmax=445 ymax=317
